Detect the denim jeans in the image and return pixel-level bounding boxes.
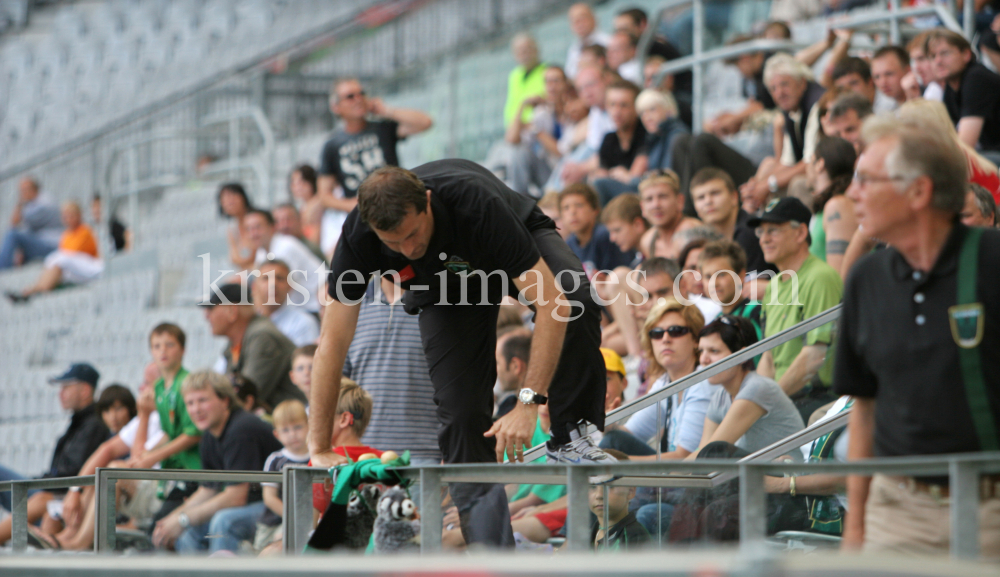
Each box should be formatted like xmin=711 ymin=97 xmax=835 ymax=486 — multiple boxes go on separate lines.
xmin=0 ymin=230 xmax=58 ymax=269
xmin=175 ymin=501 xmax=266 ymax=554
xmin=0 ymin=464 xmax=39 ymax=512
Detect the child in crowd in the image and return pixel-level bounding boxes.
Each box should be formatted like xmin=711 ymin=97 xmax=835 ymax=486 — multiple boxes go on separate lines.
xmin=590 ymin=451 xmax=649 ymax=551
xmin=97 ymin=384 xmax=137 ymax=435
xmin=560 ymin=183 xmax=634 ymax=278
xmin=289 ymin=344 xmax=317 ymax=404
xmin=255 ymin=400 xmax=312 ymax=551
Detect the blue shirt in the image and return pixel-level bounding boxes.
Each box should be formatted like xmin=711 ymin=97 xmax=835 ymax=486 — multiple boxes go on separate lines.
xmin=566 ymin=223 xmax=635 ymax=278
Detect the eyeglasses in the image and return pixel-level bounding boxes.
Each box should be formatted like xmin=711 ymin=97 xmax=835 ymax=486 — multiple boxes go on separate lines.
xmin=648 ymin=325 xmax=691 ymax=340
xmin=852 ymin=170 xmax=908 ymax=188
xmin=338 ymin=90 xmax=366 ymax=102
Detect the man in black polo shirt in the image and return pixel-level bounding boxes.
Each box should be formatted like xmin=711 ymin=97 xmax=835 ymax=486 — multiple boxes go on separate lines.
xmin=310 ymin=159 xmax=615 ymax=547
xmin=690 ymin=167 xmax=768 ymax=276
xmin=835 ymin=115 xmax=1000 ymax=556
xmin=152 ymin=371 xmax=281 ymax=554
xmin=928 ymin=29 xmax=1000 ymax=165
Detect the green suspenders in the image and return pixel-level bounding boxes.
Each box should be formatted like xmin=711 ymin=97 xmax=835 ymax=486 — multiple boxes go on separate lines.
xmin=952 ymin=227 xmax=999 ymax=451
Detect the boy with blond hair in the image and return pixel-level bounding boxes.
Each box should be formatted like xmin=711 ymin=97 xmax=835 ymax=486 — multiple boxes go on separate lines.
xmin=255 ymin=399 xmax=311 ymax=550
xmin=289 ymin=344 xmax=317 ymax=404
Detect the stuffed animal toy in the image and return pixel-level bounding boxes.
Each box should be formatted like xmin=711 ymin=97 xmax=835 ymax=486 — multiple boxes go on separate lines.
xmin=373 ymin=486 xmax=420 ymax=553
xmin=344 ymin=484 xmax=381 ymax=549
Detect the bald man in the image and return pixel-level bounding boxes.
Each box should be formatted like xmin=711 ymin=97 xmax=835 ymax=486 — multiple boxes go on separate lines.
xmin=504 ymin=34 xmax=548 ymax=128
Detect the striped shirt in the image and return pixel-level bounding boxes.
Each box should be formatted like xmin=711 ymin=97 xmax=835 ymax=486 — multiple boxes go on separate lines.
xmin=343 ymin=283 xmax=441 ymax=461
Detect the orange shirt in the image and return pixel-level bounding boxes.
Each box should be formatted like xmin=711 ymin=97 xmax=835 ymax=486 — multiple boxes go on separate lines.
xmin=59 ymin=225 xmax=98 ymax=257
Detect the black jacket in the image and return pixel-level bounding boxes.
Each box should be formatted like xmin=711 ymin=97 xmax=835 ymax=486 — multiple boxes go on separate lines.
xmin=43 ymin=403 xmax=110 ymax=484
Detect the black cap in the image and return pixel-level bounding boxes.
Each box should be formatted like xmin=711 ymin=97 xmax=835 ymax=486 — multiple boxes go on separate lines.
xmin=49 ymin=363 xmax=100 ymax=388
xmin=746 ymin=197 xmax=813 ymax=229
xmin=199 ymin=283 xmax=252 ymax=307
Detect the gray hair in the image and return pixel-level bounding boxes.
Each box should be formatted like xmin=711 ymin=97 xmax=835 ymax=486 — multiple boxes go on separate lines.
xmin=968 ymin=183 xmax=997 ymax=224
xmin=181 ymin=370 xmax=240 ymax=408
xmin=861 ymin=114 xmax=967 ymax=214
xmin=829 ymin=92 xmax=873 ymax=121
xmin=763 ymin=52 xmax=814 ymax=87
xmin=672 ymin=225 xmax=724 ymax=248
xmin=635 ymin=89 xmax=678 ymax=119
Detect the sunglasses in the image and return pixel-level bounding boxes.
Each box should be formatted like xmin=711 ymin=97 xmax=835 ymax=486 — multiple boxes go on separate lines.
xmin=648 ymin=325 xmax=691 ymax=340
xmin=339 ymin=90 xmax=366 ymax=101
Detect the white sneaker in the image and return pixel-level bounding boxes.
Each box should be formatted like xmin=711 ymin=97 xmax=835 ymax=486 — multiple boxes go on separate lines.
xmin=546 ymin=436 xmax=618 ymax=484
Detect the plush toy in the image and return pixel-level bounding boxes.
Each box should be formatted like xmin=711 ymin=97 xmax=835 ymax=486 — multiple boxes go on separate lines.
xmin=344 ymin=485 xmax=381 ymax=549
xmin=373 ymin=486 xmax=420 ymax=553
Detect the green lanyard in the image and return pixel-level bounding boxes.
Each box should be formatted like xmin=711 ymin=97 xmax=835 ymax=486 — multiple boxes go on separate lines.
xmin=953 ymin=227 xmax=999 ymax=451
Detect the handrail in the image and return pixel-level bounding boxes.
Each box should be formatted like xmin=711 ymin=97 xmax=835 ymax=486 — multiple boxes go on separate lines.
xmin=0 ymin=475 xmax=95 ymax=552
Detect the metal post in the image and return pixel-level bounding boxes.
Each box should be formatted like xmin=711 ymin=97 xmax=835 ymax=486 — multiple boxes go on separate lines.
xmin=94 ymin=469 xmax=118 ymax=552
xmin=229 ymin=117 xmax=239 ymax=182
xmin=889 ymin=0 xmax=901 ymax=45
xmin=692 ymin=0 xmax=705 ymax=134
xmin=566 ymin=466 xmax=591 ymax=551
xmin=127 ymin=148 xmax=139 ymax=248
xmin=950 ymin=459 xmax=980 ymax=560
xmin=284 ymin=467 xmax=315 ymax=554
xmin=10 ymin=483 xmax=28 ymax=553
xmin=964 ymin=0 xmax=975 ymax=40
xmin=738 ymin=463 xmax=766 ymax=551
xmin=419 ymin=469 xmax=443 ymax=553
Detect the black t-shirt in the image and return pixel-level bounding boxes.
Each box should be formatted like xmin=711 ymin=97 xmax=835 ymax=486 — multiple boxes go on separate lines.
xmin=110 ymin=217 xmax=126 ymax=252
xmin=328 ymin=159 xmax=549 ymax=307
xmin=943 ymin=62 xmax=1000 ymax=152
xmin=199 ymin=408 xmax=283 ymax=502
xmin=735 ymin=209 xmax=773 ymax=276
xmin=834 ymin=224 xmax=1000 ymax=458
xmin=318 ymin=119 xmax=401 ymax=197
xmin=599 ymin=122 xmax=648 ymax=170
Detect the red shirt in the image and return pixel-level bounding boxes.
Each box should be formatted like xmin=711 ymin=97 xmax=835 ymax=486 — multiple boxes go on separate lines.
xmin=311 ymin=445 xmax=383 ymax=511
xmin=968 ymin=155 xmax=1000 ymax=205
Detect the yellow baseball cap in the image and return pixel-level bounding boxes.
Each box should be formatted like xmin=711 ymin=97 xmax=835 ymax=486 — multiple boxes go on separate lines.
xmin=600 ymin=348 xmax=626 ymax=377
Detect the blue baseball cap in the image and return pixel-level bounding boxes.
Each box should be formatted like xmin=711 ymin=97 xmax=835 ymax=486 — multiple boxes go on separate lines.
xmin=49 ymin=363 xmax=100 ymax=388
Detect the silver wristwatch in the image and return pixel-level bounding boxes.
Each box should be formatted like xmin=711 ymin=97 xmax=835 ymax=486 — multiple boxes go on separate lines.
xmin=177 ymin=512 xmax=191 ymax=528
xmin=518 ymin=387 xmax=548 ymax=405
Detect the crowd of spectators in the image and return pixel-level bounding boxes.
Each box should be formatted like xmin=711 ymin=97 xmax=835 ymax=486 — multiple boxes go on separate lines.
xmin=2 ymin=0 xmax=1000 ymax=559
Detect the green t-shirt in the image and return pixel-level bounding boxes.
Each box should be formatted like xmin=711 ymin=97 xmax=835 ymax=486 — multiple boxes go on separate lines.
xmin=761 ymin=254 xmax=843 ymax=387
xmin=809 ymin=212 xmax=826 ymax=262
xmin=509 ymin=419 xmax=567 ymax=504
xmin=154 ymin=367 xmax=202 ymax=470
xmin=503 ymin=63 xmax=548 ymax=127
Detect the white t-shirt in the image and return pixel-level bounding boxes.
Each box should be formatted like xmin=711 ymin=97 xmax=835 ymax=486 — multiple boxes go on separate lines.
xmin=117 ymin=413 xmax=166 ymax=468
xmin=566 ymin=31 xmax=611 ymax=79
xmin=269 ymin=304 xmax=320 ymax=346
xmin=255 ymin=233 xmax=325 ymax=312
xmin=585 ymin=106 xmax=617 ymax=152
xmin=617 ymin=59 xmax=643 ymax=85
xmin=923 ymin=82 xmax=944 ymax=102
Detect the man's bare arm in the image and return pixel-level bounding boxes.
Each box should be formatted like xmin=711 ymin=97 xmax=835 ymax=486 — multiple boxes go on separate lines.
xmin=309 ymin=298 xmax=361 ymax=467
xmin=842 ymin=397 xmax=875 ymax=550
xmin=778 ymin=344 xmax=828 ymax=396
xmin=317 ymin=175 xmax=359 ymax=213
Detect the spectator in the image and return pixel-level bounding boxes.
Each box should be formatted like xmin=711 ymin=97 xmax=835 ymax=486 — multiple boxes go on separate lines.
xmin=578 ymin=44 xmax=609 ymax=73
xmin=826 ymin=92 xmax=872 ymax=153
xmin=962 ymin=183 xmax=998 ymax=228
xmin=0 ymin=177 xmax=62 ymax=270
xmin=153 ymin=372 xmax=282 ymax=553
xmin=251 ymin=259 xmax=320 ymax=347
xmin=870 ymin=46 xmax=910 ymax=111
xmin=6 ymin=201 xmax=103 ymax=303
xmin=288 ymin=164 xmax=324 ymax=248
xmin=504 ymin=34 xmax=548 ymax=128
xmin=807 ymin=136 xmax=858 ymax=274
xmin=704 ymin=36 xmax=775 ymax=138
xmin=592 ymin=80 xmax=650 ymax=204
xmin=0 ymin=363 xmax=110 ymax=546
xmin=928 ymin=28 xmax=1000 ymax=166
xmin=590 ymin=453 xmax=650 ymax=550
xmin=289 ymin=344 xmax=317 ymax=404
xmin=750 ymin=198 xmax=843 ymax=422
xmin=565 ymin=3 xmax=610 ymax=79
xmin=342 ymin=278 xmax=441 ymax=463
xmin=607 ymin=31 xmax=642 ymax=85
xmin=613 ymin=7 xmax=685 ymax=66
xmin=835 ymin=115 xmax=1000 ymax=555
xmin=674 ymin=232 xmax=726 ymax=321
xmin=272 ymin=203 xmax=325 ymax=262
xmin=741 ymin=53 xmax=826 ymax=212
xmin=691 ymin=315 xmax=805 ymax=459
xmin=317 ymin=77 xmax=433 ymax=253
xmin=637 ymin=89 xmax=688 ymax=173
xmin=559 ymin=66 xmax=616 ymax=187
xmin=536 ymin=192 xmax=568 ymax=239
xmin=96 ymin=384 xmax=136 ymax=435
xmin=232 ymin=374 xmax=266 ymax=416
xmin=638 ymin=170 xmax=701 ymax=260
xmin=90 ymin=194 xmax=128 ymax=254
xmin=560 ymin=183 xmax=634 ymax=277
xmin=902 ymin=31 xmax=943 ymax=102
xmin=494 ymin=331 xmax=532 ymax=421
xmin=698 ymin=239 xmax=762 ymax=337
xmin=244 ymin=209 xmax=324 ymax=313
xmin=220 ymin=183 xmax=256 ymax=271
xmin=831 ymin=57 xmax=894 ymax=113
xmin=254 ymin=400 xmax=311 ymax=551
xmin=690 ymin=167 xmax=768 ymax=275
xmin=202 ymin=283 xmax=307 ymax=408
xmin=601 ymin=193 xmax=647 ymax=267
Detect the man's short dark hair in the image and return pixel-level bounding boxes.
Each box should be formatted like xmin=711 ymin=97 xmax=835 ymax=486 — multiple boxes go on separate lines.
xmin=581 ymin=43 xmax=607 ymax=60
xmin=357 ymin=166 xmax=428 ymax=231
xmin=501 ymin=334 xmax=532 ymax=366
xmin=258 ymin=258 xmax=291 ymax=275
xmin=927 ymin=28 xmax=972 ymax=55
xmin=292 ymin=164 xmax=317 ymax=195
xmin=829 ymin=92 xmax=873 ymax=121
xmin=559 ymin=183 xmax=601 ymax=212
xmin=969 ymin=183 xmax=997 ymax=225
xmin=699 ymin=239 xmax=747 ymax=274
xmin=150 ymin=322 xmax=186 ymax=349
xmin=97 ymin=384 xmax=137 ymax=420
xmin=873 ymin=45 xmax=910 ymax=68
xmin=831 ymin=56 xmax=872 ymax=83
xmin=638 ymin=256 xmax=680 ymax=281
xmin=617 ymin=8 xmax=647 ymax=27
xmin=613 ymin=30 xmax=639 ymax=49
xmin=292 ymin=343 xmax=318 ymax=362
xmin=763 ymin=20 xmax=791 ymax=39
xmin=690 ymin=167 xmax=736 ymax=194
xmin=273 ymin=202 xmax=299 ymax=215
xmin=607 ymin=78 xmax=640 ymax=99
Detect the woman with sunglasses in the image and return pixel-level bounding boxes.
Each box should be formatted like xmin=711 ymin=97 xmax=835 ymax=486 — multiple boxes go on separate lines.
xmin=688 ymin=315 xmax=804 ymax=460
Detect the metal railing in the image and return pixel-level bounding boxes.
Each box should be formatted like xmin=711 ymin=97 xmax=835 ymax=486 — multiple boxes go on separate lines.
xmin=0 ymin=475 xmax=94 ymax=552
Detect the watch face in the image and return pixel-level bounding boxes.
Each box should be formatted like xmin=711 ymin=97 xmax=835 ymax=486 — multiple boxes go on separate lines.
xmin=518 ymin=389 xmax=533 ymax=403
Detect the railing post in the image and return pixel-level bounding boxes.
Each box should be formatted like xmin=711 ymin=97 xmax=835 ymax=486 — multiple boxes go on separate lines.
xmin=964 ymin=0 xmax=975 ymax=40
xmin=889 ymin=0 xmax=901 ymax=45
xmin=950 ymin=459 xmax=980 ymax=560
xmin=419 ymin=468 xmax=442 ymax=553
xmin=739 ymin=463 xmax=766 ymax=551
xmin=94 ymin=468 xmax=117 ymax=552
xmin=284 ymin=467 xmax=315 ymax=554
xmin=692 ymin=0 xmax=705 ymax=134
xmin=229 ymin=117 xmax=239 ymax=182
xmin=10 ymin=482 xmax=28 ymax=553
xmin=566 ymin=466 xmax=590 ymax=551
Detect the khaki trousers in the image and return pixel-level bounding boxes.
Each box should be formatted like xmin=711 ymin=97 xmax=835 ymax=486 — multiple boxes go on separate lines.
xmin=864 ymin=473 xmax=1000 ymax=559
